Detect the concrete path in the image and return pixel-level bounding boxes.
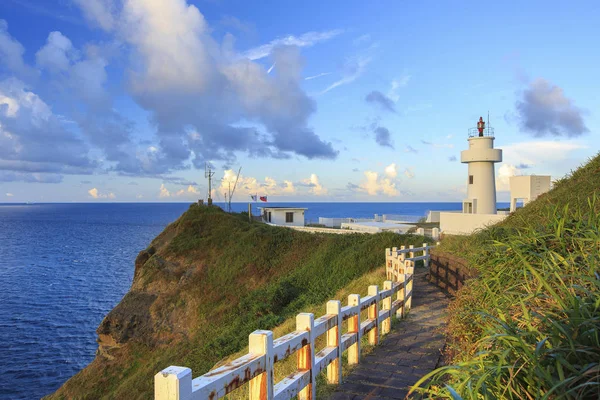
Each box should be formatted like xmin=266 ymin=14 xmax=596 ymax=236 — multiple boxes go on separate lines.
xmin=331 ymin=269 xmax=449 ymax=400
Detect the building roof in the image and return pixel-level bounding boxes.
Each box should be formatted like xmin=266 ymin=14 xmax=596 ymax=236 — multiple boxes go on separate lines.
xmin=257 ymin=207 xmax=308 ymax=210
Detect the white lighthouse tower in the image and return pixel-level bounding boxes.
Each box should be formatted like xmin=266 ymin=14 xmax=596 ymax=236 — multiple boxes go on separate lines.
xmin=460 ymin=116 xmax=502 ymax=214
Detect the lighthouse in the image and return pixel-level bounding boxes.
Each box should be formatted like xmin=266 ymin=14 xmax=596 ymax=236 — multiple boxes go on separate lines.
xmin=460 ymin=117 xmax=502 ymax=214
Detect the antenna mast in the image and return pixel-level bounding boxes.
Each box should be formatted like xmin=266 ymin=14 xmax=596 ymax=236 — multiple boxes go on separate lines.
xmin=205 ymin=162 xmax=215 ymax=205
xmin=227 ymin=167 xmax=242 ymax=212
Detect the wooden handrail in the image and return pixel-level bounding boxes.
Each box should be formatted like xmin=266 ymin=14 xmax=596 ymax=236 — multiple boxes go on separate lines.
xmin=154 ymin=243 xmax=434 ymax=400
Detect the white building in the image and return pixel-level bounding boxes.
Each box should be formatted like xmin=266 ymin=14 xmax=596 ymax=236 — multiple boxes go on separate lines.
xmin=259 ymin=207 xmax=306 ymax=227
xmin=435 ymin=118 xmax=552 ymax=235
xmin=509 ymin=175 xmax=552 ymax=212
xmin=340 ymin=221 xmax=414 ymax=234
xmin=460 ymin=121 xmax=503 ymax=214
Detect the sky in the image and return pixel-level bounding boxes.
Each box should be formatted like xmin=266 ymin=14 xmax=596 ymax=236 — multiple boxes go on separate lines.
xmin=0 ymin=0 xmax=598 ymax=203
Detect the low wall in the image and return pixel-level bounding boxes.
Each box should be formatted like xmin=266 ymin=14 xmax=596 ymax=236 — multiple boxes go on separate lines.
xmin=439 ymin=212 xmax=506 ymax=235
xmin=427 ymin=251 xmax=477 ymax=296
xmin=288 ymin=225 xmax=364 ymax=234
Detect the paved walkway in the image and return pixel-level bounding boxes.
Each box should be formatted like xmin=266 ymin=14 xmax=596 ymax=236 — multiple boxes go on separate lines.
xmin=331 ymin=269 xmax=449 ymax=400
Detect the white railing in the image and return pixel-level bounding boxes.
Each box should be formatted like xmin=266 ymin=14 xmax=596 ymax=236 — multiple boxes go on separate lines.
xmin=155 ymin=244 xmax=434 ymax=400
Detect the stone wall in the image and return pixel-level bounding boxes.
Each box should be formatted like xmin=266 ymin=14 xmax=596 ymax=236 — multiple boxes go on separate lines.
xmin=427 ymin=251 xmax=477 ymax=296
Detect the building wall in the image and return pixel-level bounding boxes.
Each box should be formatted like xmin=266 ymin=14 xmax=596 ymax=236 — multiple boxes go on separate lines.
xmin=439 ymin=212 xmax=507 ymax=235
xmin=267 ymin=210 xmax=305 ymax=227
xmin=509 ymin=175 xmax=552 ymax=212
xmin=461 ymin=136 xmax=502 ymax=215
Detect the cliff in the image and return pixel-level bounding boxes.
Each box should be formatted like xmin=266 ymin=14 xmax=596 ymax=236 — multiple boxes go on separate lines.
xmin=48 ymin=205 xmax=429 ymax=399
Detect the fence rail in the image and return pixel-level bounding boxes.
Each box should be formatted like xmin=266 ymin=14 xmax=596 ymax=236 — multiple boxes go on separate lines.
xmin=155 ymin=244 xmax=434 ymax=400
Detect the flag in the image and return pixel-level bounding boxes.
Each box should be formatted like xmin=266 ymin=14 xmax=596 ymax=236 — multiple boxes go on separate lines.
xmin=250 ymin=195 xmax=257 ymax=201
xmin=260 ymin=196 xmax=267 ymax=202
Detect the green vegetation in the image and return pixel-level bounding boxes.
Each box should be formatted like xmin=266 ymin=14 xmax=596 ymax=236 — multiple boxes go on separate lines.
xmin=413 ymin=154 xmax=600 ymax=399
xmin=50 ymin=204 xmax=429 ymax=399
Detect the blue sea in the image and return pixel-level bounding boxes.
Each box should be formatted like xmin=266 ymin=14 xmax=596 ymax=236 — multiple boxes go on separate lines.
xmin=0 ymin=202 xmax=506 ymax=399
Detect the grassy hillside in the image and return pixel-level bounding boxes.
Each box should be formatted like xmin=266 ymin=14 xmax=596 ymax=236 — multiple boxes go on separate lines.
xmin=414 ymin=154 xmax=600 ymax=398
xmin=49 ymin=205 xmax=429 ymax=399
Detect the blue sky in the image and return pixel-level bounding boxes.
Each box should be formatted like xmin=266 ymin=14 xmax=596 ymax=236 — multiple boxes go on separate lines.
xmin=0 ymin=0 xmax=597 ymax=202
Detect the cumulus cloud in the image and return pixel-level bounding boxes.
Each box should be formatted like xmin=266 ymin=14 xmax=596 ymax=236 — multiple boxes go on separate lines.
xmin=496 ymin=164 xmax=521 ymax=191
xmin=359 ymin=171 xmax=398 ymax=196
xmin=0 ymin=78 xmax=95 ymax=175
xmin=301 ymin=173 xmax=327 ymax=196
xmin=72 ymin=0 xmax=117 ymax=31
xmin=88 ymin=187 xmax=116 ymax=199
xmin=365 ymin=90 xmax=396 ymax=113
xmin=384 ymin=163 xmax=398 ymax=178
xmin=347 ymin=164 xmax=407 ymax=197
xmin=217 ymin=169 xmax=301 ymax=198
xmin=158 ymin=184 xmax=171 ymax=198
xmin=175 ymin=185 xmax=199 ymax=196
xmin=113 ymin=0 xmax=337 ymax=166
xmin=0 ymin=20 xmax=37 ymax=79
xmin=516 ymin=78 xmax=588 ymax=137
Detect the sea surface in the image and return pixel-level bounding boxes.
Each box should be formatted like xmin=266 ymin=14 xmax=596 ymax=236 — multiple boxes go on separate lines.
xmin=0 ymin=202 xmax=506 ymax=399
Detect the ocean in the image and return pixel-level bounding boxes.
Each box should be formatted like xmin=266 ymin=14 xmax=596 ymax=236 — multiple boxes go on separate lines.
xmin=0 ymin=202 xmax=507 ymax=399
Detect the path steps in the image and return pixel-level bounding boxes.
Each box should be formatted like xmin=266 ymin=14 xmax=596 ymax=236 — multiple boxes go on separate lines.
xmin=331 ymin=269 xmax=449 ymax=400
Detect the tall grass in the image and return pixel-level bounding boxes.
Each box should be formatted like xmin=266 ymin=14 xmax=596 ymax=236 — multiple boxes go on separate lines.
xmin=412 ymin=199 xmax=600 ymax=399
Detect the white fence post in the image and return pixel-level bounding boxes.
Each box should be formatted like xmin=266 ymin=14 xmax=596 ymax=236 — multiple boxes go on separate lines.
xmin=408 ymin=244 xmax=414 ymax=260
xmin=347 ymin=294 xmax=361 ymax=365
xmin=249 ymin=330 xmax=274 ymax=400
xmin=382 ymin=281 xmax=392 ymax=335
xmin=326 ymin=300 xmax=342 ymax=385
xmin=423 ymin=242 xmax=429 ymax=268
xmin=404 ymin=260 xmax=414 ymax=312
xmin=155 ymin=366 xmax=192 ymax=400
xmin=396 ymin=273 xmax=405 ymax=319
xmin=297 ymin=313 xmax=315 ymax=400
xmin=368 ymin=285 xmax=379 ymax=345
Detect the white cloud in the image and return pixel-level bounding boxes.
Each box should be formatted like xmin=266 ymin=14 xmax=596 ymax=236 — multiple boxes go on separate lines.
xmin=384 ymin=163 xmax=398 ymax=178
xmin=72 ymin=0 xmax=117 ymax=31
xmin=404 ymin=167 xmax=415 ymax=179
xmin=35 ymin=31 xmax=74 ymax=72
xmin=497 ymin=163 xmax=521 ymax=191
xmin=217 ymin=169 xmax=298 ymax=198
xmin=0 ymin=20 xmax=37 ymax=79
xmin=88 ymin=187 xmax=115 ymax=199
xmin=319 ymin=56 xmax=371 ymax=95
xmin=302 ymin=173 xmax=327 ymax=196
xmin=243 ymin=29 xmax=343 ymax=60
xmin=502 ymin=140 xmax=586 ymax=167
xmin=387 ymin=74 xmax=411 ymax=102
xmin=359 ymin=171 xmax=398 ymax=196
xmin=158 ymin=184 xmax=170 ymax=198
xmin=5 ymin=192 xmax=13 ymax=197
xmin=305 ymin=72 xmax=331 ymax=81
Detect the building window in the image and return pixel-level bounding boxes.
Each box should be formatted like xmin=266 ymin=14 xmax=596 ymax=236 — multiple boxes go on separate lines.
xmin=469 ymin=175 xmax=474 ymax=184
xmin=286 ymin=212 xmax=294 ymax=223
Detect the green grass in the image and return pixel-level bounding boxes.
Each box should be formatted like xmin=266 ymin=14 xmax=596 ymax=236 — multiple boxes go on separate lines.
xmin=411 ymin=153 xmax=600 ymax=399
xmin=50 ymin=204 xmax=431 ymax=399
